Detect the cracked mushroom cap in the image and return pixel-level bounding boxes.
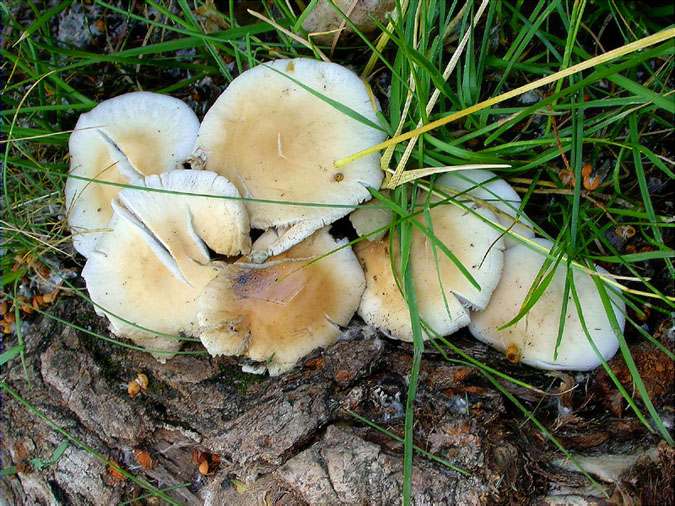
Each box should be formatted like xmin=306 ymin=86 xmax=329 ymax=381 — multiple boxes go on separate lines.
xmin=469 ymin=239 xmax=624 ymax=370
xmin=356 ymin=199 xmax=505 ymax=342
xmin=192 ymin=58 xmax=386 ymax=261
xmin=65 ymin=92 xmax=200 ymax=257
xmin=82 ymin=170 xmax=249 ymax=360
xmin=437 ymin=169 xmax=535 ymax=248
xmin=197 ymin=227 xmax=365 ymax=375
xmin=115 ymin=170 xmax=251 ymax=273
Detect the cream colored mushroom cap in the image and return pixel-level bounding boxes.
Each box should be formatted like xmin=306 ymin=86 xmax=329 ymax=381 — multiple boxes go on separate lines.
xmin=115 ymin=170 xmax=251 ymax=272
xmin=437 ymin=169 xmax=535 ymax=248
xmin=356 ymin=200 xmax=505 ymax=342
xmin=192 ymin=58 xmax=386 ymax=259
xmin=65 ymin=92 xmax=199 ymax=257
xmin=349 ymin=198 xmax=393 ymax=241
xmin=82 ymin=213 xmax=219 ymax=360
xmin=356 ymin=239 xmax=470 ymax=342
xmin=197 ymin=227 xmax=365 ymax=375
xmin=469 ymin=238 xmax=624 ymax=370
xmin=82 ymin=170 xmax=249 ymax=361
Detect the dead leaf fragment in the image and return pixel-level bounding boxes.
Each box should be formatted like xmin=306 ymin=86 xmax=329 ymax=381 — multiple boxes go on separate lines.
xmin=505 ymin=343 xmax=521 ymax=364
xmin=198 ymin=460 xmax=209 ymax=476
xmin=133 ymin=449 xmax=154 ymax=470
xmin=107 ymin=460 xmax=126 ymax=482
xmin=595 ymin=342 xmax=674 ymax=415
xmin=127 ymin=373 xmax=149 ymax=399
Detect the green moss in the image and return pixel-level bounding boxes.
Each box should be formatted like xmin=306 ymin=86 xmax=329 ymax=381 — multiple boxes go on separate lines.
xmin=218 ymin=363 xmax=264 ymax=394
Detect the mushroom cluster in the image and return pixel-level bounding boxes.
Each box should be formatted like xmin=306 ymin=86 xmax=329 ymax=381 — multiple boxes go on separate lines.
xmin=66 ymin=58 xmax=625 ymax=375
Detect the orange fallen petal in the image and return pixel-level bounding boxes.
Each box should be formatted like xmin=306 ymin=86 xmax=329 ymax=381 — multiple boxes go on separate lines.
xmin=583 ymin=174 xmax=601 ymax=191
xmin=199 ymin=460 xmax=209 ymax=476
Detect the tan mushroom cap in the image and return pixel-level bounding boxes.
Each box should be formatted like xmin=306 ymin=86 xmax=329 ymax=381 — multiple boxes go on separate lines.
xmin=437 ymin=169 xmax=535 ymax=248
xmin=115 ymin=170 xmax=251 ymax=278
xmin=65 ymin=92 xmax=200 ymax=257
xmin=349 ymin=198 xmax=393 ymax=241
xmin=192 ymin=58 xmax=386 ymax=261
xmin=82 ymin=170 xmax=249 ymax=360
xmin=469 ymin=238 xmax=624 ymax=371
xmin=197 ymin=227 xmax=365 ymax=375
xmin=356 ymin=199 xmax=505 ymax=341
xmin=82 ymin=214 xmax=219 ymax=359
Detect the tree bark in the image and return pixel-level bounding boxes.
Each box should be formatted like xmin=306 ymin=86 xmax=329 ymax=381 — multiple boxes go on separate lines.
xmin=1 ymin=299 xmax=667 ymax=505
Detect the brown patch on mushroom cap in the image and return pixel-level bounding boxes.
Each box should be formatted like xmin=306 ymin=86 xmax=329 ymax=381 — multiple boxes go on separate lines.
xmin=198 ymin=228 xmax=365 ymax=375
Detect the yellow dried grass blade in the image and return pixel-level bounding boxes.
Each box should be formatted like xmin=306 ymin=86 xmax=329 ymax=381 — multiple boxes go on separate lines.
xmin=386 ymin=0 xmax=491 ymax=188
xmin=337 ymin=27 xmax=675 ymax=168
xmin=380 ymin=0 xmax=422 ymax=184
xmin=361 ymin=0 xmax=409 ymax=79
xmin=391 ymin=163 xmax=510 ymax=187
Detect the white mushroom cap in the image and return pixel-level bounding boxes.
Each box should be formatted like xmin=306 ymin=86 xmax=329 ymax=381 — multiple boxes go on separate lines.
xmin=82 ymin=170 xmax=249 ymax=360
xmin=356 ymin=199 xmax=505 ymax=341
xmin=356 ymin=239 xmax=470 ymax=342
xmin=115 ymin=170 xmax=250 ymax=276
xmin=437 ymin=169 xmax=535 ymax=248
xmin=349 ymin=198 xmax=393 ymax=241
xmin=192 ymin=58 xmax=386 ymax=261
xmin=469 ymin=238 xmax=624 ymax=370
xmin=197 ymin=227 xmax=365 ymax=375
xmin=82 ymin=214 xmax=219 ymax=359
xmin=65 ymin=92 xmax=200 ymax=257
